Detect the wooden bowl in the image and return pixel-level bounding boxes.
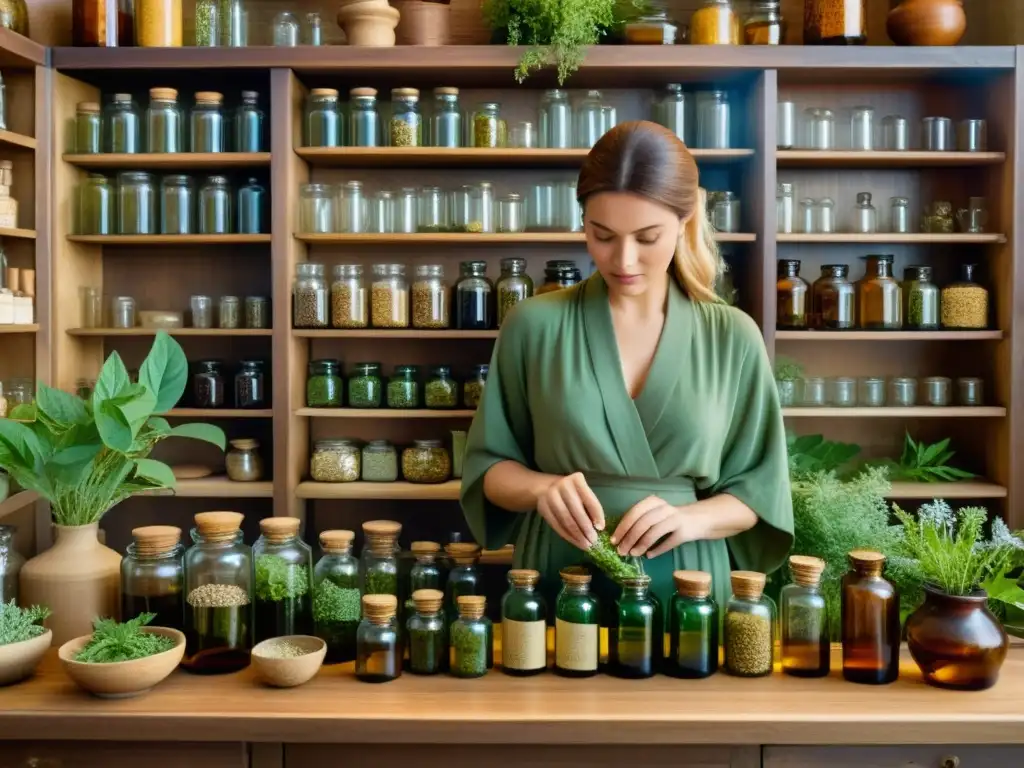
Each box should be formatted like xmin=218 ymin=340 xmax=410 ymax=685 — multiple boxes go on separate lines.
xmin=0 ymin=629 xmax=51 ymax=686
xmin=337 ymin=3 xmax=400 ymax=46
xmin=58 ymin=627 xmax=185 ymax=698
xmin=251 ymin=635 xmax=326 ymax=688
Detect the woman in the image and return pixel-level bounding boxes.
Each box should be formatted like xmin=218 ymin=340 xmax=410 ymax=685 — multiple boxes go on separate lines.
xmin=460 ymin=121 xmax=793 ymax=613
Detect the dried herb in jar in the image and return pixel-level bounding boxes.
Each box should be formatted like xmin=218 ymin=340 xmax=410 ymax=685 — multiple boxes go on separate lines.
xmin=365 ymin=570 xmax=398 ymax=596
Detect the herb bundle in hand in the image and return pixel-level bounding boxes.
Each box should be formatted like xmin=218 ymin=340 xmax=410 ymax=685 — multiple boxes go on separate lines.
xmin=74 ymin=613 xmax=176 ymax=663
xmin=586 ymin=518 xmax=643 ymax=583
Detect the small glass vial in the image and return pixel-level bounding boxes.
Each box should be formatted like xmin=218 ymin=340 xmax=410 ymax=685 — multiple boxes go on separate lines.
xmin=117 ymin=171 xmax=156 ymax=235
xmin=111 ymin=296 xmax=136 ymax=329
xmin=331 ymin=264 xmax=367 ymax=329
xmin=815 ymin=197 xmax=836 ymax=233
xmin=859 ymin=377 xmax=886 ymax=407
xmin=842 ymin=550 xmax=900 ymax=685
xmin=146 ymin=88 xmax=183 ymax=154
xmin=941 ymin=263 xmax=988 ymax=330
xmin=370 ymin=190 xmax=395 ymax=234
xmin=272 ymin=11 xmax=299 ymax=45
xmin=348 ymin=362 xmax=383 ymax=409
xmin=695 ymin=89 xmax=731 ymax=149
xmin=338 ymin=180 xmax=366 ymax=234
xmin=234 ymin=359 xmax=264 ymax=408
xmin=310 ymin=438 xmax=360 ymax=482
xmin=121 ymin=525 xmax=185 ymax=632
xmin=805 ymin=108 xmax=835 ymax=150
xmin=811 ymin=264 xmax=855 ymax=330
xmin=850 ymin=106 xmax=875 ymax=151
xmin=776 ymin=259 xmax=809 ymax=329
xmin=191 ymin=91 xmax=225 ymax=153
xmin=234 ymin=91 xmax=264 ymax=152
xmin=314 ymin=530 xmax=361 ymax=664
xmin=293 ymin=261 xmax=328 ymax=329
xmin=371 ymin=263 xmax=409 ymax=329
xmin=190 ymin=294 xmax=213 ymax=328
xmin=776 ymin=182 xmax=795 ymax=234
xmin=349 ymin=87 xmax=381 ymax=147
xmin=362 ymin=439 xmax=399 ymax=482
xmin=540 ymin=89 xmax=573 ymax=149
xmin=192 ymin=359 xmax=224 ymax=408
xmin=304 ymin=11 xmax=322 ymax=44
xmin=781 ymin=556 xmax=829 ymax=678
xmin=356 ymin=594 xmax=401 ymax=683
xmin=902 ymin=266 xmax=939 ymax=330
xmin=957 ymin=377 xmax=983 ymax=406
xmin=554 ymin=567 xmax=599 ymax=678
xmin=104 ymin=93 xmax=141 ymax=153
xmin=472 ymin=102 xmax=507 ymax=148
xmin=160 ymin=175 xmax=193 ymax=235
xmin=853 ymin=192 xmax=877 ymax=234
xmin=450 ymin=595 xmax=491 ymax=678
xmin=407 ymin=588 xmax=446 ymax=675
xmin=724 ymin=571 xmax=773 ymax=677
xmin=501 ymin=569 xmax=547 ymax=676
xmin=498 ymin=193 xmax=525 ymax=233
xmin=386 ymin=365 xmax=419 ymax=410
xmin=237 ymin=178 xmax=265 ymax=234
xmin=858 ymin=254 xmax=901 ymax=330
xmin=800 ymin=376 xmax=826 ymax=407
xmin=226 ymin=438 xmax=263 ymax=481
xmin=408 ymin=541 xmax=443 ymax=598
xmin=78 ymin=174 xmax=114 ymax=235
xmin=455 ymin=260 xmax=494 ymax=330
xmin=829 ymin=376 xmax=857 ymax=407
xmin=890 ymin=377 xmax=918 ymax=408
xmin=395 ymin=188 xmax=417 ymax=233
xmin=412 ymin=264 xmax=449 ymax=329
xmin=304 ymin=89 xmax=342 ymax=147
xmin=299 ymin=183 xmax=334 ymax=234
xmin=799 ymin=197 xmax=816 ymax=233
xmin=445 ymin=542 xmax=482 ymax=625
xmin=390 ymin=88 xmax=422 ymax=147
xmin=667 ymin=570 xmax=718 ymax=679
xmin=75 ymin=101 xmax=102 ymax=153
xmin=431 ymin=87 xmax=462 ymax=148
xmin=198 ymin=175 xmax=232 ymax=234
xmin=609 ymin=575 xmax=659 ymax=679
xmin=417 ymin=186 xmax=445 ymax=232
xmin=890 ymin=196 xmax=911 ymax=233
xmin=496 ymin=257 xmax=533 ymax=327
xmin=245 ymin=296 xmax=270 ymax=329
xmin=252 ymin=517 xmax=314 ymax=643
xmin=360 ymin=519 xmax=401 ymax=599
xmin=924 ymin=376 xmax=951 ymax=407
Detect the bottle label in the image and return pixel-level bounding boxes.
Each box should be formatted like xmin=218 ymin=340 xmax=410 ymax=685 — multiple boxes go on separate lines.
xmin=502 ymin=618 xmax=546 ymax=670
xmin=555 ymin=618 xmax=598 ymax=671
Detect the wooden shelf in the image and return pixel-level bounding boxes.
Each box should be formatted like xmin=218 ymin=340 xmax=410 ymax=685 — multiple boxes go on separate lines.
xmin=67 ymin=328 xmax=273 ymax=337
xmin=0 ymin=129 xmax=35 ymax=150
xmin=297 ymin=408 xmax=475 ymax=418
xmin=783 ymin=407 xmax=1006 ymax=418
xmin=777 ymin=150 xmax=1007 ymax=168
xmin=777 ymin=233 xmax=1005 ymax=244
xmin=887 ymin=481 xmax=1007 ymax=500
xmin=67 ymin=234 xmax=271 ymax=245
xmin=0 ymin=324 xmax=38 ymax=334
xmin=293 ymin=329 xmax=498 ymax=340
xmin=0 ymin=227 xmax=35 ymax=240
xmin=0 ymin=27 xmax=46 ymax=68
xmin=63 ymin=152 xmax=272 ymax=169
xmin=480 ymin=545 xmax=514 ymax=565
xmin=0 ymin=491 xmax=39 ymax=521
xmin=167 ymin=408 xmax=273 ymax=418
xmin=776 ymin=330 xmax=1003 ymax=341
xmin=143 ymin=477 xmax=274 ymax=498
xmin=295 ymin=147 xmax=754 ymax=168
xmin=296 ymin=232 xmax=756 ymax=244
xmin=297 ymin=480 xmax=460 ymax=500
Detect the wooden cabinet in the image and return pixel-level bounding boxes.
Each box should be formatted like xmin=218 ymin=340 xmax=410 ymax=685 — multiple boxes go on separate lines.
xmin=764 ymin=745 xmax=1024 ymax=768
xmin=0 ymin=741 xmax=247 ymax=768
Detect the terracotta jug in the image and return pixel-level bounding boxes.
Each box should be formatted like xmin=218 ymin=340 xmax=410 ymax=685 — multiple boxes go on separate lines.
xmin=887 ymin=0 xmax=966 ymax=46
xmin=19 ymin=523 xmax=122 ymax=646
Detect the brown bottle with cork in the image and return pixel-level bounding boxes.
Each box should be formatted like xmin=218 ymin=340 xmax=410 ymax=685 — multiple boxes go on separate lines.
xmin=841 ymin=550 xmax=900 ymax=684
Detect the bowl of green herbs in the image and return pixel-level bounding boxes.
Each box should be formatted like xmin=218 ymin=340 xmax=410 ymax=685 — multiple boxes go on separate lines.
xmin=58 ymin=613 xmax=184 ymax=698
xmin=0 ymin=600 xmax=52 ymax=686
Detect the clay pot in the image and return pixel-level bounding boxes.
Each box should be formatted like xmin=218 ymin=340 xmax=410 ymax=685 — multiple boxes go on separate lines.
xmin=19 ymin=523 xmax=122 ymax=647
xmin=906 ymin=584 xmax=1008 ymax=691
xmin=0 ymin=629 xmax=51 ymax=686
xmin=338 ymin=3 xmax=400 ymax=46
xmin=59 ymin=627 xmax=185 ymax=698
xmin=251 ymin=635 xmax=326 ymax=688
xmin=394 ymin=0 xmax=450 ymax=45
xmin=887 ymin=0 xmax=966 ymax=47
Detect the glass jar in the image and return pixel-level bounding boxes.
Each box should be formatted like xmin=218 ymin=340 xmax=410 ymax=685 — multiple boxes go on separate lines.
xmin=311 ymin=438 xmax=360 ymax=482
xmin=744 ymin=0 xmax=784 ymax=44
xmin=859 ymin=377 xmax=886 ymax=407
xmin=198 ymin=175 xmax=232 ymax=234
xmin=957 ymin=377 xmax=983 ymax=406
xmin=111 ymin=295 xmax=136 ymax=329
xmin=804 ymin=108 xmax=835 ymax=150
xmin=537 ymin=261 xmax=581 ymax=294
xmin=425 ymin=365 xmax=458 ymax=409
xmin=609 ymin=575 xmax=659 ymax=679
xmin=902 ymin=266 xmax=939 ymax=330
xmin=445 ymin=542 xmax=482 ymax=625
xmin=890 ymin=377 xmax=917 ymax=408
xmin=78 ymin=174 xmax=113 ymax=235
xmin=272 ymin=11 xmax=299 ymax=45
xmin=348 ymin=362 xmax=383 ymax=409
xmin=252 ymin=517 xmax=313 ymax=643
xmin=371 ymin=263 xmax=409 ymax=329
xmin=498 ymin=193 xmax=525 ymax=233
xmin=500 ymin=569 xmax=547 ymax=676
xmin=402 ymin=439 xmax=451 ymax=484
xmin=192 ymin=359 xmax=224 ymax=408
xmin=781 ymin=556 xmax=829 ymax=678
xmin=712 ymin=191 xmax=740 ymax=233
xmin=395 ymin=187 xmax=417 ymax=233
xmin=306 ymin=359 xmax=342 ymax=407
xmin=347 ymin=87 xmax=380 ymax=147
xmin=386 ymin=365 xmax=419 ymax=409
xmin=776 ymin=182 xmax=794 ymax=234
xmin=329 ymin=264 xmax=367 ymax=329
xmin=811 ymin=265 xmax=855 ymax=330
xmin=695 ymin=90 xmax=731 ymax=150
xmin=103 ymin=93 xmax=140 ymax=153
xmin=858 ymin=254 xmax=901 ymax=330
xmin=182 ymin=511 xmax=252 ymax=674
xmin=0 ymin=524 xmax=24 ymax=604
xmin=496 ymin=257 xmax=533 ymax=327
xmin=338 ymin=180 xmax=366 ymax=234
xmin=304 ymin=89 xmax=342 ymax=147
xmin=416 ymin=185 xmax=445 ymax=233
xmin=190 ymin=294 xmax=213 ymax=329
xmin=362 ymin=439 xmax=399 ymax=482
xmin=553 ymin=567 xmax=599 ymax=677
xmin=409 ymin=265 xmax=451 ymax=330
xmin=472 ymin=102 xmax=507 ymax=148
xmin=191 ymin=91 xmax=225 ymax=153
xmin=777 ymin=259 xmax=808 ymax=329
xmin=690 ymin=0 xmax=740 ymax=44
xmin=814 ymin=197 xmax=836 ymax=233
xmin=666 ymin=570 xmax=718 ymax=679
xmin=194 ymin=0 xmax=218 ymax=45
xmin=883 ymin=115 xmax=910 ymax=151
xmin=922 ymin=200 xmax=954 ymax=234
xmin=306 ymin=11 xmax=323 ymax=44
xmin=4 ymin=379 xmax=32 ymax=408
xmin=245 ymin=296 xmax=269 ymax=329
xmin=463 ymin=364 xmax=487 ymax=410
xmin=575 ymin=90 xmax=604 ymax=149
xmin=226 ymin=438 xmax=262 ymax=481
xmin=851 ymin=106 xmax=875 ymax=151
xmin=540 ymin=89 xmax=572 ymax=150
xmin=407 ymin=588 xmax=446 ymax=675
xmin=234 ymin=359 xmax=264 ymax=408
xmin=389 ymin=88 xmax=422 ymax=147
xmin=651 ymin=84 xmax=692 ymax=145
xmin=361 ymin=519 xmax=401 ymax=597
xmin=829 ymin=376 xmax=857 ymax=407
xmin=798 ymin=197 xmax=816 ymax=233
xmin=723 ymin=570 xmax=774 ymax=677
xmin=357 ymin=594 xmax=401 ymax=683
xmin=431 ymin=87 xmax=461 ymax=148
xmin=450 ymin=595 xmax=491 ymax=678
xmin=237 ymin=179 xmax=265 ymax=234
xmin=800 ymin=376 xmax=826 ymax=407
xmin=293 ymin=261 xmax=328 ymax=329
xmin=509 ymin=121 xmax=536 ymax=149
xmin=455 ymin=260 xmax=494 ymax=330
xmin=853 ymin=192 xmax=877 ymax=233
xmin=234 ymin=91 xmax=264 ymax=152
xmin=409 ymin=541 xmax=443 ymax=595
xmin=160 ymin=175 xmax=192 ymax=235
xmin=469 ymin=182 xmax=496 ymax=233
xmin=890 ymin=196 xmax=911 ymax=233
xmin=135 ymin=0 xmax=183 ymax=46
xmin=314 ymin=530 xmax=361 ymax=664
xmin=941 ymin=263 xmax=988 ymax=329
xmin=842 ymin=550 xmax=899 ymax=684
xmin=804 ymin=0 xmax=865 ymax=44
xmin=923 ymin=376 xmax=951 ymax=407
xmin=369 ymin=190 xmax=395 ymax=234
xmin=75 ymin=102 xmax=101 ymax=154
xmin=299 ymin=183 xmax=334 ymax=234
xmin=117 ymin=171 xmax=156 ymax=235
xmin=146 ymin=88 xmax=183 ymax=153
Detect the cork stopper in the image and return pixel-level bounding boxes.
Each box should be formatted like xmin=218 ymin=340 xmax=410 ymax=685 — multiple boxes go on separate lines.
xmin=445 ymin=542 xmax=481 ymax=565
xmin=411 ymin=541 xmax=441 ymax=557
xmin=731 ymin=570 xmax=766 ymax=600
xmin=230 ymin=438 xmax=259 ymax=451
xmin=392 ymin=87 xmax=420 ymax=99
xmin=310 ymin=88 xmax=339 ymax=98
xmin=350 ymin=87 xmax=377 ymax=98
xmin=559 ymin=566 xmax=592 ymax=585
xmin=457 ymin=594 xmax=486 ymax=620
xmin=849 ymin=549 xmax=885 ymax=574
xmin=149 ymin=87 xmax=178 ymax=101
xmin=131 ymin=525 xmax=181 ymax=556
xmin=260 ymin=516 xmax=300 ymax=542
xmin=195 ymin=91 xmax=223 ymax=104
xmin=112 ymin=93 xmax=132 ymax=102
xmin=674 ymin=569 xmax=711 ymax=599
xmin=434 ymin=86 xmax=459 ymax=96
xmin=77 ymin=101 xmax=100 ymax=113
xmin=621 ymin=574 xmax=652 ymax=589
xmin=412 ymin=588 xmax=443 ymax=614
xmin=194 ymin=511 xmax=243 ymax=542
xmin=362 ymin=594 xmax=397 ymax=624
xmin=508 ymin=569 xmax=540 ymax=587
xmin=319 ymin=529 xmax=354 ymax=553
xmin=363 ymin=519 xmax=401 ymax=554
xmin=790 ymin=555 xmax=826 ymax=587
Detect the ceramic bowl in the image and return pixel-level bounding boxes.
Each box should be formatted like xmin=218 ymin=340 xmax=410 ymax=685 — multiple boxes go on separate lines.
xmin=338 ymin=3 xmax=400 ymax=46
xmin=0 ymin=629 xmax=52 ymax=686
xmin=58 ymin=627 xmax=185 ymax=698
xmin=251 ymin=635 xmax=326 ymax=688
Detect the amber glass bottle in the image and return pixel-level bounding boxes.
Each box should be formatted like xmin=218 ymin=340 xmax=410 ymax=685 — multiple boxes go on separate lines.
xmin=841 ymin=550 xmax=900 ymax=685
xmin=780 ymin=555 xmax=829 ymax=678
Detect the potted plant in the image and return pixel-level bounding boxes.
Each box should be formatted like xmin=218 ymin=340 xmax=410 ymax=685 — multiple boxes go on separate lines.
xmin=895 ymin=500 xmax=1023 ymax=690
xmin=0 ymin=333 xmax=225 ymax=645
xmin=0 ymin=600 xmax=51 ymax=685
xmin=774 ymin=357 xmax=802 ymax=407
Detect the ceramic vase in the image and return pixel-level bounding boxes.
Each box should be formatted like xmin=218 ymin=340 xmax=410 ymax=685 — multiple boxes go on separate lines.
xmin=19 ymin=523 xmax=122 ymax=646
xmin=906 ymin=584 xmax=1008 ymax=691
xmin=887 ymin=0 xmax=966 ymax=47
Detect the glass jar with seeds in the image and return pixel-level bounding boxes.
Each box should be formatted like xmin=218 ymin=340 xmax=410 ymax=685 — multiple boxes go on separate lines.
xmin=407 ymin=588 xmax=446 ymax=675
xmin=348 ymin=362 xmax=383 ymax=408
xmin=303 ymin=88 xmax=342 ymax=147
xmin=226 ymin=438 xmax=263 ymax=482
xmin=182 ymin=511 xmax=253 ymax=674
xmin=463 ymin=364 xmax=487 ymax=409
xmin=238 ymin=178 xmax=265 ymax=234
xmin=402 ymin=439 xmax=451 ymax=484
xmin=357 ymin=594 xmax=401 ymax=683
xmin=412 ymin=264 xmax=449 ymax=329
xmin=145 ymin=88 xmax=183 ymax=153
xmin=471 ymin=102 xmax=507 ymax=148
xmin=190 ymin=294 xmax=213 ymax=329
xmin=234 ymin=91 xmax=264 ymax=152
xmin=902 ymin=266 xmax=939 ymax=330
xmin=445 ymin=542 xmax=482 ymax=625
xmin=417 ymin=186 xmax=446 ymax=233
xmin=360 ymin=519 xmax=402 ymax=597
xmin=194 ymin=0 xmax=218 ymax=45
xmin=253 ymin=517 xmax=313 ymax=644
xmin=349 ymin=87 xmax=381 ymax=147
xmin=780 ymin=556 xmax=828 ymax=678
xmin=310 ymin=438 xmax=361 ymax=482
xmin=553 ymin=566 xmax=599 ymax=677
xmin=245 ymin=296 xmax=270 ymax=329
xmin=160 ymin=174 xmax=193 ymax=234
xmin=842 ymin=550 xmax=899 ymax=685
xmin=723 ymin=570 xmax=774 ymax=677
xmin=430 ymin=87 xmax=461 ymax=148
xmin=190 ymin=91 xmax=225 ymax=152
xmin=425 ymin=365 xmax=458 ymax=409
xmin=609 ymin=575 xmax=660 ymax=679
xmin=371 ymin=263 xmax=409 ymax=328
xmin=314 ymin=529 xmax=361 ymax=664
xmin=387 ymin=364 xmax=420 ymax=409
xmin=117 ymin=171 xmax=156 ymax=235
xmin=234 ymin=359 xmax=265 ymax=409
xmin=293 ymin=261 xmax=329 ymax=328
xmin=331 ymin=264 xmax=367 ymax=328
xmin=450 ymin=595 xmax=491 ymax=677
xmin=306 ymin=359 xmax=342 ymax=407
xmin=455 ymin=260 xmax=494 ymax=330
xmin=75 ymin=101 xmax=101 ymax=153
xmin=666 ymin=569 xmax=718 ymax=679
xmin=362 ymin=440 xmax=398 ymax=482
xmin=192 ymin=359 xmax=225 ymax=408
xmin=78 ymin=174 xmax=114 ymax=235
xmin=121 ymin=525 xmax=185 ymax=632
xmin=389 ymin=87 xmax=422 ymax=147
xmin=941 ymin=263 xmax=988 ymax=329
xmin=102 ymin=93 xmax=140 ymax=153
xmin=218 ymin=295 xmax=240 ymax=329
xmin=496 ymin=257 xmax=533 ymax=327
xmin=501 ymin=569 xmax=547 ymax=676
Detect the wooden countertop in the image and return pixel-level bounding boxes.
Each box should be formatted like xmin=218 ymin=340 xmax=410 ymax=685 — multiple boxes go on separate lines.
xmin=1 ymin=649 xmax=1023 ymax=746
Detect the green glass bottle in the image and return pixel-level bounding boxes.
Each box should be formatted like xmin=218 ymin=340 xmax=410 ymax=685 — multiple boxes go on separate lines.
xmin=554 ymin=566 xmax=599 ymax=678
xmin=444 ymin=542 xmax=481 ymax=625
xmin=667 ymin=569 xmax=719 ymax=679
xmin=450 ymin=595 xmax=491 ymax=678
xmin=500 ymin=569 xmax=547 ymax=676
xmin=609 ymin=575 xmax=658 ymax=679
xmin=407 ymin=589 xmax=446 ymax=675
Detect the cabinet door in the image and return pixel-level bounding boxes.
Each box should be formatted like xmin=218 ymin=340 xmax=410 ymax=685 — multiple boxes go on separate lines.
xmin=0 ymin=741 xmax=247 ymax=768
xmin=764 ymin=745 xmax=1024 ymax=768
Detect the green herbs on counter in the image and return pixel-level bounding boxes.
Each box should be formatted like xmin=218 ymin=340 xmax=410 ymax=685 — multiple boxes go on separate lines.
xmin=74 ymin=613 xmax=177 ymax=664
xmin=0 ymin=600 xmax=50 ymax=646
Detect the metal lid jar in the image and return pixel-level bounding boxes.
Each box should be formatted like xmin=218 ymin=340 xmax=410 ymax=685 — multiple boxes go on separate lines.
xmin=306 ymin=358 xmax=343 ymax=407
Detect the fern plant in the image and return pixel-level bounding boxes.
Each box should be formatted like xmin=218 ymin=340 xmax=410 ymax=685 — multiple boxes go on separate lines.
xmin=74 ymin=613 xmax=176 ymax=663
xmin=0 ymin=600 xmax=51 ymax=646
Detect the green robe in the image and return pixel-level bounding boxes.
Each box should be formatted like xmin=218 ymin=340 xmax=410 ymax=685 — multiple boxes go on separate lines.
xmin=460 ymin=273 xmax=793 ymax=620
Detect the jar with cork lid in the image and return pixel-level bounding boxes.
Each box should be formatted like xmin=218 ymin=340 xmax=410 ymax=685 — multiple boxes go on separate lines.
xmin=781 ymin=555 xmax=829 ymax=678
xmin=145 ymin=88 xmax=184 ymax=153
xmin=667 ymin=569 xmax=719 ymax=679
xmin=75 ymin=101 xmax=102 ymax=154
xmin=409 ymin=541 xmax=443 ymax=595
xmin=842 ymin=550 xmax=900 ymax=685
xmin=609 ymin=574 xmax=660 ymax=679
xmin=723 ymin=570 xmax=774 ymax=677
xmin=121 ymin=525 xmax=185 ymax=632
xmin=252 ymin=517 xmax=313 ymax=644
xmin=407 ymin=588 xmax=447 ymax=675
xmin=225 ymin=438 xmax=263 ymax=482
xmin=103 ymin=93 xmax=141 ymax=153
xmin=190 ymin=91 xmax=225 ymax=153
xmin=182 ymin=511 xmax=253 ymax=674
xmin=356 ymin=594 xmax=401 ymax=683
xmin=501 ymin=569 xmax=547 ymax=676
xmin=444 ymin=542 xmax=481 ymax=625
xmin=313 ymin=529 xmax=361 ymax=664
xmin=554 ymin=566 xmax=599 ymax=678
xmin=360 ymin=520 xmax=401 ymax=598
xmin=450 ymin=595 xmax=491 ymax=678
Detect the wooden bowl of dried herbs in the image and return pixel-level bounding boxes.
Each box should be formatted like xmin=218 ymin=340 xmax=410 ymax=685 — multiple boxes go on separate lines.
xmin=251 ymin=635 xmax=326 ymax=688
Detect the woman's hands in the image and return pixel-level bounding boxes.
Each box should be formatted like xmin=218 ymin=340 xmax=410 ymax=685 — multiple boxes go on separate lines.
xmin=611 ymin=496 xmax=693 ymax=559
xmin=537 ymin=472 xmax=605 ymax=551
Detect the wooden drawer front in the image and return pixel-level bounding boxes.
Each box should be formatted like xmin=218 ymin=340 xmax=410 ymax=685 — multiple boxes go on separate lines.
xmin=0 ymin=741 xmax=247 ymax=768
xmin=764 ymin=745 xmax=1024 ymax=768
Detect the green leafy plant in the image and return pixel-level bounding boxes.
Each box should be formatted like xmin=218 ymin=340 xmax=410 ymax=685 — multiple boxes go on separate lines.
xmin=73 ymin=613 xmax=176 ymax=663
xmin=0 ymin=332 xmax=225 ymax=527
xmin=773 ymin=356 xmax=803 ymax=382
xmin=586 ymin=517 xmax=643 ymax=583
xmin=0 ymin=600 xmax=51 ymax=646
xmin=870 ymin=433 xmax=974 ymax=483
xmin=787 ymin=433 xmax=861 ymax=479
xmin=254 ymin=554 xmax=310 ymax=602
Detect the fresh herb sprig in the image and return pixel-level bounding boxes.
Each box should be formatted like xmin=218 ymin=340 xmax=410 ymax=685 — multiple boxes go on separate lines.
xmin=586 ymin=518 xmax=643 ymax=583
xmin=0 ymin=600 xmax=51 ymax=646
xmin=254 ymin=554 xmax=310 ymax=602
xmin=74 ymin=613 xmax=176 ymax=663
xmin=870 ymin=433 xmax=975 ymax=483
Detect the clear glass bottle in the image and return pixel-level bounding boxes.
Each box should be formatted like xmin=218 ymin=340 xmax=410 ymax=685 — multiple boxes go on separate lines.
xmin=501 ymin=569 xmax=547 ymax=676
xmin=299 ymin=182 xmax=334 ymax=234
xmin=387 ymin=365 xmax=419 ymax=410
xmin=667 ymin=569 xmax=718 ymax=679
xmin=103 ymin=93 xmax=141 ymax=153
xmin=349 ymin=87 xmax=381 ymax=147
xmin=395 ymin=187 xmax=417 ymax=233
xmin=304 ymin=89 xmax=342 ymax=148
xmin=360 ymin=519 xmax=401 ymax=597
xmin=389 ymin=87 xmax=422 ymax=147
xmin=805 ymin=108 xmax=835 ymax=150
xmin=540 ymin=89 xmax=572 ymax=149
xmin=842 ymin=550 xmax=899 ymax=685
xmin=160 ymin=174 xmax=192 ymax=235
xmin=78 ymin=174 xmax=113 ymax=235
xmin=941 ymin=263 xmax=988 ymax=330
xmin=348 ymin=362 xmax=383 ymax=409
xmin=575 ymin=90 xmax=604 ymax=149
xmin=851 ymin=106 xmax=875 ymax=151
xmin=776 ymin=182 xmax=795 ymax=234
xmin=338 ymin=180 xmax=366 ymax=234
xmin=781 ymin=556 xmax=829 ymax=678
xmin=696 ymin=90 xmax=731 ymax=149
xmin=463 ymin=364 xmax=487 ymax=410
xmin=890 ymin=377 xmax=917 ymax=407
xmin=116 ymin=171 xmax=156 ymax=235
xmin=472 ymin=102 xmax=507 ymax=148
xmin=408 ymin=588 xmax=446 ymax=675
xmin=314 ymin=530 xmax=361 ymax=664
xmin=815 ymin=197 xmax=836 ymax=233
xmin=554 ymin=566 xmax=599 ymax=678
xmin=690 ymin=0 xmax=740 ymax=44
xmin=431 ymin=87 xmax=461 ymax=148
xmin=804 ymin=0 xmax=866 ymax=44
xmin=272 ymin=10 xmax=299 ymax=45
xmin=304 ymin=11 xmax=322 ymax=44
xmin=370 ymin=190 xmax=395 ymax=234
xmin=146 ymin=87 xmax=183 ymax=153
xmin=902 ymin=265 xmax=939 ymax=330
xmin=651 ymin=83 xmax=692 ymax=145
xmin=609 ymin=575 xmax=659 ymax=679
xmin=357 ymin=594 xmax=401 ymax=683
xmin=198 ymin=175 xmax=232 ymax=234
xmin=331 ymin=264 xmax=367 ymax=329
xmin=890 ymin=196 xmax=911 ymax=233
xmin=190 ymin=294 xmax=213 ymax=328
xmin=723 ymin=570 xmax=774 ymax=677
xmin=219 ymin=0 xmax=247 ymax=47
xmin=858 ymin=254 xmax=901 ymax=330
xmin=777 ymin=259 xmax=809 ymax=329
xmin=233 ymin=358 xmax=264 ymax=407
xmin=471 ymin=182 xmax=496 ymax=233
xmin=417 ymin=185 xmax=445 ymax=233
xmin=496 ymin=257 xmax=533 ymax=327
xmin=111 ymin=295 xmax=136 ymax=329
xmin=0 ymin=524 xmax=24 ymax=604
xmin=234 ymin=91 xmax=263 ymax=152
xmin=450 ymin=595 xmax=491 ymax=678
xmin=425 ymin=365 xmax=458 ymax=409
xmin=455 ymin=260 xmax=493 ymax=330
xmin=412 ymin=264 xmax=449 ymax=329
xmin=226 ymin=438 xmax=262 ymax=481
xmin=798 ymin=197 xmax=816 ymax=233
xmin=362 ymin=439 xmax=399 ymax=482
xmin=293 ymin=261 xmax=328 ymax=329
xmin=370 ymin=263 xmax=409 ymax=329
xmin=182 ymin=511 xmax=252 ymax=674
xmin=444 ymin=542 xmax=481 ymax=624
xmin=75 ymin=101 xmax=102 ymax=153
xmin=252 ymin=517 xmax=313 ymax=643
xmin=811 ymin=264 xmax=855 ymax=330
xmin=498 ymin=193 xmax=525 ymax=233
xmin=306 ymin=358 xmax=342 ymax=408
xmin=853 ymin=192 xmax=877 ymax=233
xmin=402 ymin=439 xmax=451 ymax=484
xmin=743 ymin=0 xmax=784 ymax=44
xmin=192 ymin=359 xmax=224 ymax=407
xmin=121 ymin=525 xmax=185 ymax=631
xmin=191 ymin=91 xmax=225 ymax=152
xmin=310 ymin=438 xmax=360 ymax=482
xmin=245 ymin=295 xmax=269 ymax=329
xmin=409 ymin=541 xmax=443 ymax=596
xmin=237 ymin=178 xmax=265 ymax=234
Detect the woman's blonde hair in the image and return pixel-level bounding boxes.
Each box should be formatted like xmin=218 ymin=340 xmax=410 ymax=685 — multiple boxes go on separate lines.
xmin=576 ymin=120 xmax=722 ymax=303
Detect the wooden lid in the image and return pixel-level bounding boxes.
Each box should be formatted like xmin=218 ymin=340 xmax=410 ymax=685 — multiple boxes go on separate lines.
xmin=457 ymin=594 xmax=486 ymax=619
xmin=230 ymin=438 xmax=259 ymax=451
xmin=132 ymin=525 xmax=181 ymax=555
xmin=508 ymin=569 xmax=540 ymax=587
xmin=445 ymin=542 xmax=481 ymax=564
xmin=391 ymin=87 xmax=420 ymax=99
xmin=789 ymin=555 xmax=826 ymax=586
xmin=350 ymin=87 xmax=377 ymax=98
xmin=149 ymin=87 xmax=178 ymax=100
xmin=194 ymin=511 xmax=243 ymax=541
xmin=319 ymin=529 xmax=354 ymax=551
xmin=362 ymin=520 xmax=402 ymax=538
xmin=310 ymin=88 xmax=339 ymax=97
xmin=412 ymin=588 xmax=443 ymax=613
xmin=849 ymin=550 xmax=885 ymax=570
xmin=362 ymin=594 xmax=397 ymax=622
xmin=411 ymin=541 xmax=441 ymax=555
xmin=730 ymin=570 xmax=766 ymax=600
xmin=172 ymin=464 xmax=215 ymax=479
xmin=673 ymin=569 xmax=711 ymax=599
xmin=195 ymin=91 xmax=223 ymax=103
xmin=559 ymin=566 xmax=591 ymax=585
xmin=77 ymin=101 xmax=100 ymax=113
xmin=434 ymin=86 xmax=459 ymax=96
xmin=260 ymin=517 xmax=300 ymax=541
